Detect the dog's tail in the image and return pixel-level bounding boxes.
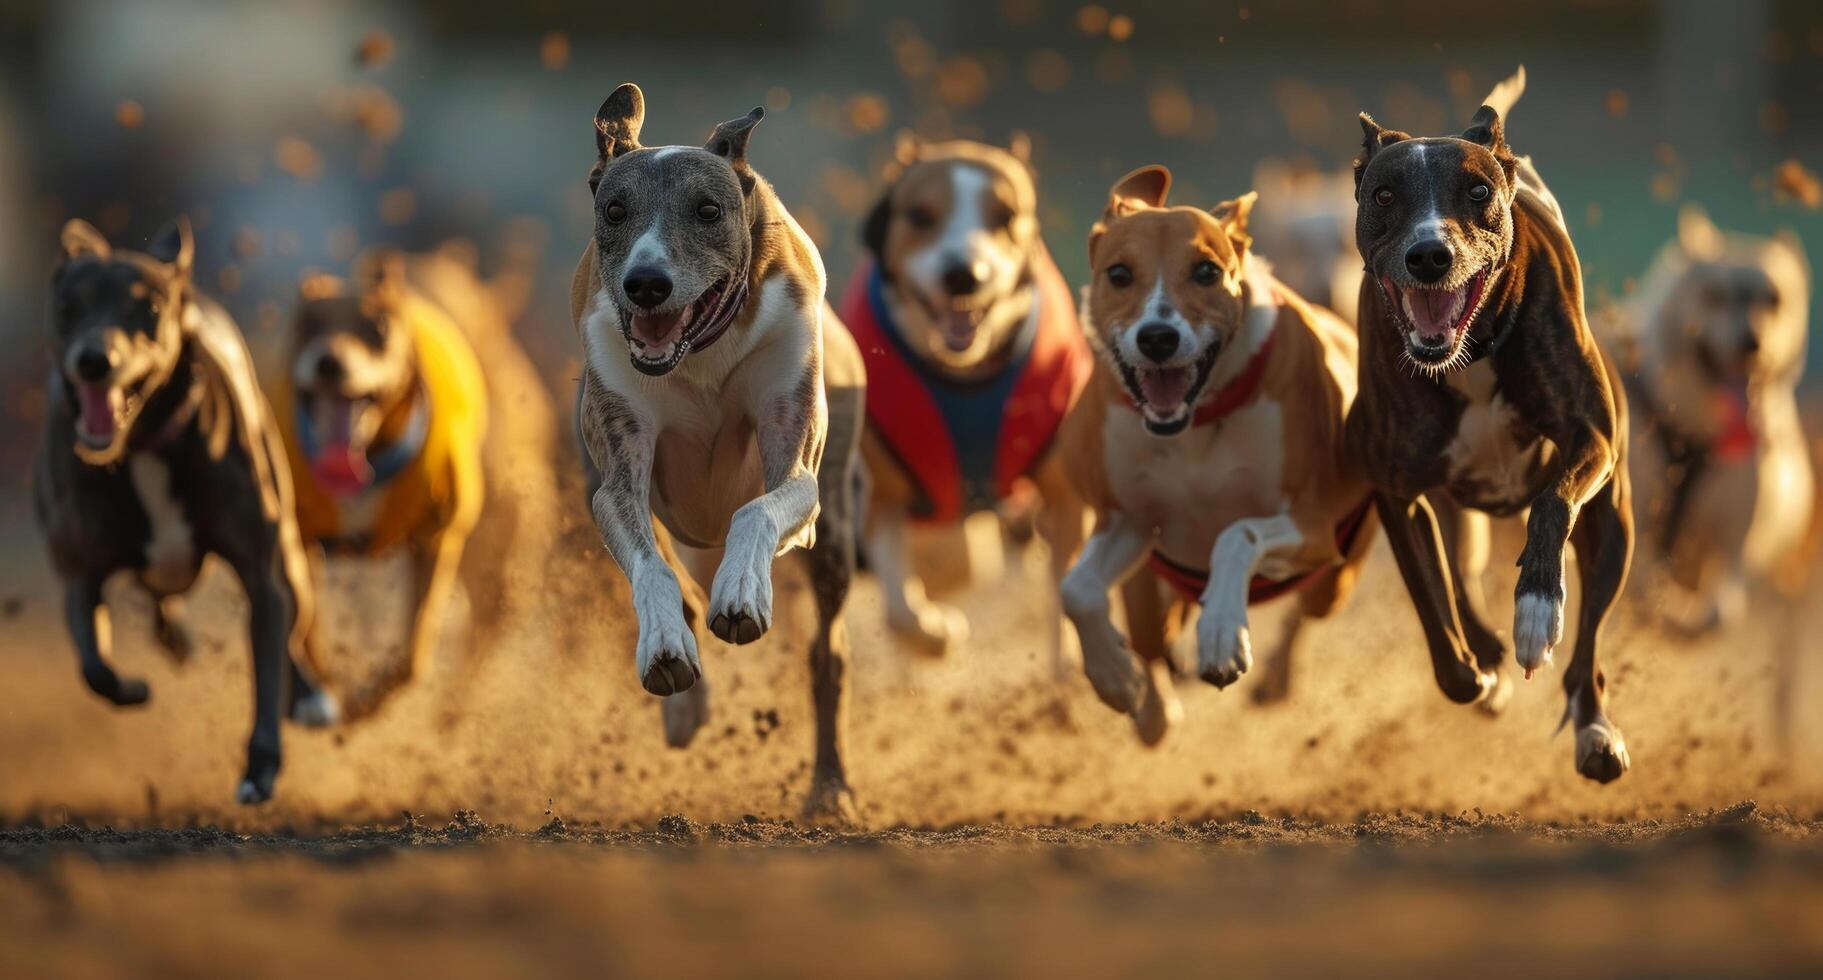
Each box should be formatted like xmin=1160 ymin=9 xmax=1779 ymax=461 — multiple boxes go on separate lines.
xmin=1481 ymin=65 xmax=1526 ymax=121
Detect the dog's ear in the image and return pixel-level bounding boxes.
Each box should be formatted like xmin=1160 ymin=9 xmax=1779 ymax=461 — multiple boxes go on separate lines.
xmin=862 ymin=193 xmax=892 ymax=261
xmin=60 ymin=219 xmax=111 ymax=263
xmin=705 ymin=106 xmax=765 ymax=195
xmin=1461 ymin=105 xmax=1518 ymax=182
xmin=297 ymin=269 xmax=346 ymax=302
xmin=1104 ymin=165 xmax=1171 ymax=220
xmin=354 ymin=247 xmax=407 ymax=317
xmin=145 ymin=217 xmax=194 ymax=278
xmin=1210 ymin=191 xmax=1258 ymax=257
xmin=1676 ymin=205 xmax=1724 ymax=260
xmin=1007 ymin=130 xmax=1033 ymax=166
xmin=590 ymin=83 xmax=645 ymax=195
xmin=1353 ymin=113 xmax=1410 ymax=188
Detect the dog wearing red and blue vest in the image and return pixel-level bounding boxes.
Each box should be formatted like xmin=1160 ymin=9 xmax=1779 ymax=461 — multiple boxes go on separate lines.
xmin=1057 ymin=166 xmax=1377 ymax=745
xmin=844 ymin=135 xmax=1092 ymax=666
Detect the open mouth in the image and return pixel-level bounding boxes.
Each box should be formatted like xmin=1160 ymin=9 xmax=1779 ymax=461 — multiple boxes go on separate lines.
xmin=913 ymin=291 xmax=989 ymax=354
xmin=1113 ymin=343 xmax=1221 ymax=436
xmin=68 ymin=376 xmax=151 ymax=456
xmin=620 ymin=278 xmax=744 ymax=377
xmin=1380 ymin=269 xmax=1491 ymax=368
xmin=300 ymin=390 xmax=375 ymax=496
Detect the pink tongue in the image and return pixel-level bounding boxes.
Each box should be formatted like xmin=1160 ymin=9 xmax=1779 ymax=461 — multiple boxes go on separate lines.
xmin=1409 ymin=286 xmax=1464 ymax=339
xmin=630 ymin=310 xmax=685 ymax=348
xmin=1139 ymin=368 xmax=1195 ymax=411
xmin=943 ymin=311 xmax=977 ymax=351
xmin=310 ymin=397 xmax=371 ymax=496
xmin=77 ymin=386 xmax=116 ymax=437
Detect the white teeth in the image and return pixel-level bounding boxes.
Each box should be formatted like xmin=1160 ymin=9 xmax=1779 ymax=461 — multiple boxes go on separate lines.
xmin=1401 ymin=291 xmax=1417 ymax=323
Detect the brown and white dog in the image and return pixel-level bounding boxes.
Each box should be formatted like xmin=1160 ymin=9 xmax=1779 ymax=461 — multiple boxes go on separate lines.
xmin=1058 ymin=166 xmax=1375 ymax=744
xmin=844 ymin=136 xmax=1090 ymax=665
xmin=571 ymin=84 xmax=867 ymax=822
xmin=1348 ymin=68 xmax=1636 ymax=783
xmin=1623 ymin=206 xmax=1812 ymax=631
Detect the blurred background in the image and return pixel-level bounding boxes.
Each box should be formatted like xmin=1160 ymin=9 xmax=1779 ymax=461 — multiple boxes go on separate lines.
xmin=0 ymin=0 xmax=1820 ymax=470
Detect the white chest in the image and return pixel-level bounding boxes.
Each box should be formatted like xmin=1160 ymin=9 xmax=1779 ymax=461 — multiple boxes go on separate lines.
xmin=1102 ymin=401 xmax=1287 ymax=564
xmin=1443 ymin=361 xmax=1549 ymax=502
xmin=128 ymin=452 xmax=197 ymax=594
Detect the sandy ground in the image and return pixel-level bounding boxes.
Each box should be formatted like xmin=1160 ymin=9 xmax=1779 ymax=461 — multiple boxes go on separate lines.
xmin=3 ymin=472 xmax=1822 ymax=975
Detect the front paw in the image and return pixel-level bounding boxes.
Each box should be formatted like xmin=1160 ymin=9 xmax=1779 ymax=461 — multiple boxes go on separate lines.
xmin=709 ymin=554 xmax=774 ymax=646
xmin=290 ymin=689 xmax=341 ymax=728
xmin=1513 ymin=590 xmax=1564 ymax=679
xmin=633 ymin=573 xmax=701 ymax=696
xmin=1081 ymin=637 xmax=1145 ymax=714
xmin=83 ymin=664 xmax=150 ymax=707
xmin=235 ymin=758 xmax=278 ymax=805
xmin=1196 ymin=606 xmax=1253 ymax=689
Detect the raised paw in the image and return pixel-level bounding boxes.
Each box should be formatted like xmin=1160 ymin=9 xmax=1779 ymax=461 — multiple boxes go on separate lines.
xmin=1132 ymin=660 xmax=1182 ymax=746
xmin=708 ymin=555 xmax=774 ymax=646
xmin=661 ymin=677 xmax=712 ymax=748
xmin=1196 ymin=608 xmax=1253 ymax=690
xmin=1512 ymin=591 xmax=1563 ymax=679
xmin=802 ymin=775 xmax=860 ymax=827
xmin=1081 ymin=638 xmax=1146 ymax=714
xmin=84 ymin=664 xmax=150 ymax=707
xmin=1575 ymin=719 xmax=1631 ymax=784
xmin=887 ymin=601 xmax=970 ymax=657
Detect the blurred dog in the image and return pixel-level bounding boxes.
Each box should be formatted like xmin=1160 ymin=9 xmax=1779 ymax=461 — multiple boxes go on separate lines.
xmin=1249 ymin=159 xmax=1363 ymax=325
xmin=276 ymin=249 xmax=488 ymax=717
xmin=572 ymin=83 xmax=866 ymax=822
xmin=844 ymin=135 xmax=1091 ymax=666
xmin=1623 ymin=206 xmax=1812 ymax=632
xmin=1348 ymin=67 xmax=1636 ymax=783
xmin=1058 ymin=167 xmax=1374 ymax=744
xmin=35 ymin=217 xmax=335 ymax=804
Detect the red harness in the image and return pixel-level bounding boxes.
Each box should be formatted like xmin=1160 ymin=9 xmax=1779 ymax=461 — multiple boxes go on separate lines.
xmin=841 ymin=248 xmax=1092 ymax=524
xmin=1148 ymin=497 xmax=1377 ymax=606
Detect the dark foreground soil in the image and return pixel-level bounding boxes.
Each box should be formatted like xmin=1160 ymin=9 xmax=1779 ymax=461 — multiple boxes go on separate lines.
xmin=3 ymin=802 xmax=1822 ymax=979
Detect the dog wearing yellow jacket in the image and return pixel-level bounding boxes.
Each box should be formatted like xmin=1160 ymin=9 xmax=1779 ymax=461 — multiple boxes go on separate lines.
xmin=277 ymin=248 xmax=487 ymax=716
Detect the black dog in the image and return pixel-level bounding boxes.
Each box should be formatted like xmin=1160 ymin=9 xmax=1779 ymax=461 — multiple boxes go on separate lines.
xmin=1346 ymin=68 xmax=1635 ymax=783
xmin=34 ymin=218 xmax=336 ymax=804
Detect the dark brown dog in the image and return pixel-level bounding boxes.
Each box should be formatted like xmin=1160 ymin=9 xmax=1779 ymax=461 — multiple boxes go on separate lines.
xmin=1347 ymin=67 xmax=1635 ymax=784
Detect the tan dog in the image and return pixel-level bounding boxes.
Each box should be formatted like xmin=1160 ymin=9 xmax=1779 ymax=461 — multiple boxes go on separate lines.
xmin=276 ymin=250 xmax=489 ymax=716
xmin=844 ymin=136 xmax=1090 ymax=666
xmin=1624 ymin=206 xmax=1813 ymax=631
xmin=1058 ymin=167 xmax=1375 ymax=744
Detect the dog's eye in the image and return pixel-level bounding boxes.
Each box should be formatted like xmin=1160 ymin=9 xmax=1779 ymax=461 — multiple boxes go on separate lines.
xmin=907 ymin=206 xmax=937 ymax=231
xmin=1106 ymin=263 xmax=1133 ymax=288
xmin=605 ymin=202 xmax=627 ymax=224
xmin=1192 ymin=261 xmax=1219 ymax=286
xmin=1374 ymin=187 xmax=1394 ymax=207
xmin=1469 ymin=183 xmax=1490 ymax=202
xmin=697 ymin=202 xmax=721 ymax=222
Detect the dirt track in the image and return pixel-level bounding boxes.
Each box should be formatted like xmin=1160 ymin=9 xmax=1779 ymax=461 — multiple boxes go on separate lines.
xmin=3 ymin=485 xmax=1823 ymax=974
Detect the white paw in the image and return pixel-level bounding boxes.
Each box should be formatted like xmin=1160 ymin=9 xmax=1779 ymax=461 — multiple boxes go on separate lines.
xmin=1574 ymin=719 xmax=1631 ymax=784
xmin=292 ymin=690 xmax=340 ymax=728
xmin=708 ymin=552 xmax=774 ymax=646
xmin=1195 ymin=605 xmax=1253 ymax=689
xmin=1512 ymin=591 xmax=1563 ymax=679
xmin=633 ymin=570 xmax=700 ymax=696
xmin=661 ymin=677 xmax=711 ymax=748
xmin=1080 ymin=637 xmax=1145 ymax=715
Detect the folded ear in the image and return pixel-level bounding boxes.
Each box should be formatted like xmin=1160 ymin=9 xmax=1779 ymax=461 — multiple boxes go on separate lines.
xmin=354 ymin=247 xmax=407 ymax=316
xmin=590 ymin=83 xmax=645 ymax=194
xmin=705 ymin=106 xmax=765 ymax=194
xmin=1462 ymin=105 xmax=1518 ymax=182
xmin=1353 ymin=113 xmax=1410 ymax=188
xmin=1105 ymin=165 xmax=1171 ymax=220
xmin=1677 ymin=204 xmax=1723 ymax=260
xmin=60 ymin=218 xmax=111 ymax=263
xmin=1210 ymin=191 xmax=1258 ymax=256
xmin=145 ymin=216 xmax=194 ymax=278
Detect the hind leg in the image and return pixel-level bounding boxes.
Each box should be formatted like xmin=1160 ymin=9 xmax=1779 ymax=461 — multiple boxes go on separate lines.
xmin=1123 ymin=570 xmax=1182 ymax=745
xmin=148 ymin=590 xmax=194 ymax=666
xmin=801 ymin=461 xmax=860 ymax=825
xmin=1433 ymin=498 xmax=1512 ymax=714
xmin=1375 ymin=493 xmax=1498 ymax=705
xmin=1564 ymin=475 xmax=1633 ymax=783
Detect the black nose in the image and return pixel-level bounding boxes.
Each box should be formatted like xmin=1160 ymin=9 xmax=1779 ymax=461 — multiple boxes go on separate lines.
xmin=1135 ymin=323 xmax=1181 ymax=363
xmin=316 ymin=354 xmax=346 ymax=384
xmin=73 ymin=346 xmax=114 ymax=382
xmin=1405 ymin=240 xmax=1453 ymax=284
xmin=622 ymin=267 xmax=673 ymax=310
xmin=940 ymin=263 xmax=982 ymax=297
